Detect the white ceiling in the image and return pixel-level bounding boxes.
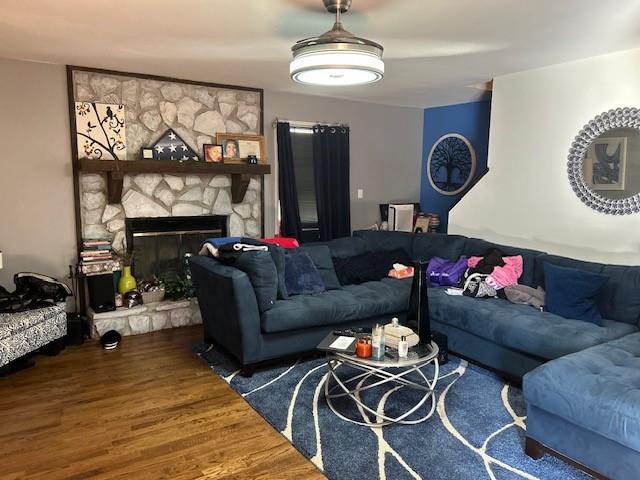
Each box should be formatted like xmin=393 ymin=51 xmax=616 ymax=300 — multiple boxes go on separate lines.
xmin=1 ymin=0 xmax=640 ymax=108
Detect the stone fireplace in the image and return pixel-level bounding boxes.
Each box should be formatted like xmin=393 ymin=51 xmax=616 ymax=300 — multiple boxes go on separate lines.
xmin=70 ymin=67 xmax=265 ymax=338
xmin=82 ymin=170 xmax=260 ymax=338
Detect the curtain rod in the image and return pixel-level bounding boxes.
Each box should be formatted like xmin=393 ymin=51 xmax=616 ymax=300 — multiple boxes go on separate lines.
xmin=271 ymin=118 xmax=348 ymax=129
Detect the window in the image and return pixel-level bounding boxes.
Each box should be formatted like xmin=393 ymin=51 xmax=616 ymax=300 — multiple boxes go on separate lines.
xmin=290 ymin=126 xmax=320 ymax=243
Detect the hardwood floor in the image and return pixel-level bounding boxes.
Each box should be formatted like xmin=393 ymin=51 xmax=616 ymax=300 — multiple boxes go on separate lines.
xmin=0 ymin=327 xmax=325 ymax=480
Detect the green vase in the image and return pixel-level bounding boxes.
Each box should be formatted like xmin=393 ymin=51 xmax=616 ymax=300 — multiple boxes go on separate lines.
xmin=118 ymin=266 xmax=137 ymax=294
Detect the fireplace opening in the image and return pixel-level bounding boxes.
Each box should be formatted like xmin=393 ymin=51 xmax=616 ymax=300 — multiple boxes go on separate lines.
xmin=125 ymin=215 xmax=226 ymax=282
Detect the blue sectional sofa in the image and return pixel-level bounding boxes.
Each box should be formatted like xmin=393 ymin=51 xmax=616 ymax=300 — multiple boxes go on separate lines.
xmin=524 ymin=333 xmax=640 ymax=480
xmin=190 ymin=230 xmax=640 ymax=478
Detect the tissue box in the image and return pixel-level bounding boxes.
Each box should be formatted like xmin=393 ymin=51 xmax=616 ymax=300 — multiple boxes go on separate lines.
xmin=388 ymin=266 xmax=414 ymax=279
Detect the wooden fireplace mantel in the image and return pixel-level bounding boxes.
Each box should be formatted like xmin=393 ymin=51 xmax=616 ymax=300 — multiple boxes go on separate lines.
xmin=78 ymin=158 xmax=271 ymax=204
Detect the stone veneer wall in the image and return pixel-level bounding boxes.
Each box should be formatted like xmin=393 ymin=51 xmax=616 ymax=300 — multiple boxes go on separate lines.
xmin=72 ymin=69 xmax=263 ymax=252
xmin=72 ymin=70 xmax=260 ymax=157
xmin=80 ymin=171 xmax=261 ymax=253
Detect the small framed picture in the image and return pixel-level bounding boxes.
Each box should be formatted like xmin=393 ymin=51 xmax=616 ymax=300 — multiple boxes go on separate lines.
xmin=221 ymin=139 xmax=240 ymax=160
xmin=585 ymin=137 xmax=627 ymax=191
xmin=216 ymin=133 xmax=266 ymax=163
xmin=203 ymin=144 xmax=224 ymax=163
xmin=141 ymin=148 xmax=154 ymax=159
xmin=238 ymin=139 xmax=261 ymax=159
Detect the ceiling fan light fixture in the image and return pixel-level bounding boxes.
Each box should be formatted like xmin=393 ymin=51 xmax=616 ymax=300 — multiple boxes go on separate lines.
xmin=290 ymin=0 xmax=384 ymax=86
xmin=290 ymin=48 xmax=384 ymax=86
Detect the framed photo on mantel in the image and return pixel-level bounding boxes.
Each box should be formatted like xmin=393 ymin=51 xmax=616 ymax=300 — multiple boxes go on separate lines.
xmin=215 ymin=133 xmax=266 ymax=164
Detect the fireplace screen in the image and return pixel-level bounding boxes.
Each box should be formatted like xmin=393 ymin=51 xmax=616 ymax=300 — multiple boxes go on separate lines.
xmin=126 ymin=216 xmax=226 ymax=282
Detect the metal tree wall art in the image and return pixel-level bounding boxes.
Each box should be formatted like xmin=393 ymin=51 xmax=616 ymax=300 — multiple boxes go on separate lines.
xmin=75 ymin=102 xmax=127 ymax=160
xmin=427 ymin=133 xmax=476 ymax=196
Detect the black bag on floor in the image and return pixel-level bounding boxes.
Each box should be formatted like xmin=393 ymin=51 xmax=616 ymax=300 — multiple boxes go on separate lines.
xmin=0 ymin=273 xmax=72 ymax=313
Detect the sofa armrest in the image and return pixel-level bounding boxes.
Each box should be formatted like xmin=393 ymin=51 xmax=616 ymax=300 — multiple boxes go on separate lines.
xmin=189 ymin=255 xmax=262 ymax=365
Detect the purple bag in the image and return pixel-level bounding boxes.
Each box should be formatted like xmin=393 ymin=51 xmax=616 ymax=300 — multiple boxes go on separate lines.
xmin=427 ymin=256 xmax=468 ymax=286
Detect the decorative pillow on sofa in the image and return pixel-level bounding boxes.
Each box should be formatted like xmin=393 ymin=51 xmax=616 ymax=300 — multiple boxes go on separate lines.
xmin=265 ymin=244 xmax=289 ymax=300
xmin=284 ymin=252 xmax=326 ymax=295
xmin=297 ymin=245 xmax=341 ymax=290
xmin=333 ymin=248 xmax=412 ymax=285
xmin=543 ymin=262 xmax=609 ymax=325
xmin=232 ymin=251 xmax=278 ymax=313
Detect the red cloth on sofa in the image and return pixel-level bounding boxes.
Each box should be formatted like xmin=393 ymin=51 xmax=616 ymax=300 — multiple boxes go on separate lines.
xmin=260 ymin=237 xmax=300 ymax=249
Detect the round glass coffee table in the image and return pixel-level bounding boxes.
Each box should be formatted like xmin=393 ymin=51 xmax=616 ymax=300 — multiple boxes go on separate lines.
xmin=324 ymin=342 xmax=439 ymax=427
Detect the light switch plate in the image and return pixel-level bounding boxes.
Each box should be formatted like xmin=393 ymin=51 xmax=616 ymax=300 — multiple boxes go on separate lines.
xmin=357 ymin=189 xmax=364 ymax=199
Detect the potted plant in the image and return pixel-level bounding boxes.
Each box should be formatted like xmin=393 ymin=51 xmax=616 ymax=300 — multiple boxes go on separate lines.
xmin=117 ymin=250 xmax=137 ymax=294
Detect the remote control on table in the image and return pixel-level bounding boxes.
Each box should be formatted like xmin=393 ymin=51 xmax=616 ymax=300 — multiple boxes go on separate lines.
xmin=333 ymin=327 xmax=371 ymax=337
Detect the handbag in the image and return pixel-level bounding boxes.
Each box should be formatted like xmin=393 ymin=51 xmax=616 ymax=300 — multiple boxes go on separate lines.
xmin=427 ymin=256 xmax=468 ymax=286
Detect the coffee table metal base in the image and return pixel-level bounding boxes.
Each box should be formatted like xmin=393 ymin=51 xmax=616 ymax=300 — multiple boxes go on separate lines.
xmin=324 ymin=353 xmax=439 ymax=427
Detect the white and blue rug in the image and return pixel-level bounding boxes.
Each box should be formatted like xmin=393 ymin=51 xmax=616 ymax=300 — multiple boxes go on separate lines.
xmin=195 ymin=345 xmax=587 ymax=480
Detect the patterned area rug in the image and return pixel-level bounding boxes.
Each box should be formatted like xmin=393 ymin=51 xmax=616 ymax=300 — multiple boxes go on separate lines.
xmin=195 ymin=345 xmax=588 ymax=480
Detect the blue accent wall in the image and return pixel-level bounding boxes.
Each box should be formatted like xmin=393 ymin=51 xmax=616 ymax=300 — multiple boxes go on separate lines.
xmin=420 ymin=101 xmax=491 ymax=232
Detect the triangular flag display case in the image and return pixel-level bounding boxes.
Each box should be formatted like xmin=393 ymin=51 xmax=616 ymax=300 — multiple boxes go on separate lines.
xmin=151 ymin=129 xmax=200 ymax=161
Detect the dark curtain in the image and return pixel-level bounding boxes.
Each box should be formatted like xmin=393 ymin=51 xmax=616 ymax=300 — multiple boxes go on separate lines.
xmin=312 ymin=125 xmax=351 ymax=241
xmin=276 ymin=122 xmax=303 ymax=240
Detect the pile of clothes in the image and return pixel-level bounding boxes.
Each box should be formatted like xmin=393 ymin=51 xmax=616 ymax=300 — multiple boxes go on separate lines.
xmin=460 ymin=248 xmax=523 ymax=297
xmin=0 ymin=273 xmax=72 ymax=313
xmin=428 ymin=248 xmax=545 ymax=309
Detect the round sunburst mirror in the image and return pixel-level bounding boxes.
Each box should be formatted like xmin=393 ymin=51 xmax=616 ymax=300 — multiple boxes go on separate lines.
xmin=568 ymin=107 xmax=640 ymax=215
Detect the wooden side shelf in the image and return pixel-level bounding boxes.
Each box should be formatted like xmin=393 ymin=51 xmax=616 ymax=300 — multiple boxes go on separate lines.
xmin=78 ymin=159 xmax=270 ymax=203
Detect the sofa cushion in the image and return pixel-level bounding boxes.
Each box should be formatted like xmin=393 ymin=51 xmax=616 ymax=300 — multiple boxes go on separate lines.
xmin=234 ymin=251 xmax=278 ymax=312
xmin=353 ymin=230 xmax=415 ymax=256
xmin=261 ymin=243 xmax=289 ymax=300
xmin=428 ymin=287 xmax=637 ymax=360
xmin=523 ymin=332 xmax=640 ymax=452
xmin=461 ymin=237 xmax=545 ymax=287
xmin=284 ymin=252 xmax=325 ymax=296
xmin=534 ymin=254 xmax=640 ymax=326
xmin=544 ymin=263 xmax=608 ymax=325
xmin=297 ymin=245 xmax=341 ymax=290
xmin=224 ymin=238 xmax=289 ymax=300
xmin=412 ymin=233 xmax=466 ymax=262
xmin=261 ymin=277 xmax=412 ymax=333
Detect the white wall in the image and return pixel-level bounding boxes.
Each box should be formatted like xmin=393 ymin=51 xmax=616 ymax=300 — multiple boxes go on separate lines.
xmin=450 ymin=47 xmax=640 ymax=265
xmin=263 ymin=91 xmax=423 ymax=236
xmin=0 ymin=59 xmax=75 ymax=288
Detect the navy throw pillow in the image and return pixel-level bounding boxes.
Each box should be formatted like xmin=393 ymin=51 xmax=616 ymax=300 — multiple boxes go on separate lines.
xmin=284 ymin=252 xmax=326 ymax=296
xmin=298 ymin=245 xmax=342 ymax=290
xmin=543 ymin=262 xmax=609 ymax=325
xmin=233 ymin=251 xmax=278 ymax=313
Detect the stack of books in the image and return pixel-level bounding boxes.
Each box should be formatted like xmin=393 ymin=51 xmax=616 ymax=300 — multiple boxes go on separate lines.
xmin=79 ymin=239 xmax=119 ymax=275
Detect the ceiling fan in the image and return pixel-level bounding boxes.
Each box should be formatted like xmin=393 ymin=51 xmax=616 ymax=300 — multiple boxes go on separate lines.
xmin=290 ymin=0 xmax=384 ymax=86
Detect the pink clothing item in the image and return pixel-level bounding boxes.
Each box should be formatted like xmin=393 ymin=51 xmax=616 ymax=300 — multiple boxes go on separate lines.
xmin=487 ymin=256 xmax=523 ymax=289
xmin=467 ymin=256 xmax=483 ymax=268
